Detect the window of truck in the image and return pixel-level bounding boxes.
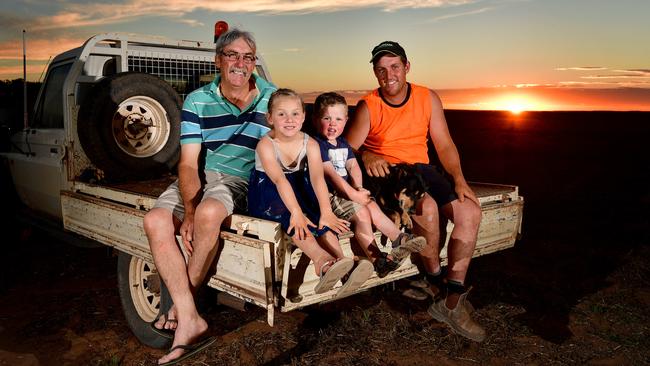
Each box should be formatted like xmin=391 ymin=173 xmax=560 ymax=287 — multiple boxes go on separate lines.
xmin=32 ymin=63 xmax=72 ymax=129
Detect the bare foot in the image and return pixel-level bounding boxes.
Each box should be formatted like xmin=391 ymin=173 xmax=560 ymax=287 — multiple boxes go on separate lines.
xmin=153 ymin=305 xmax=178 ymax=331
xmin=157 ymin=314 xmax=208 ymax=364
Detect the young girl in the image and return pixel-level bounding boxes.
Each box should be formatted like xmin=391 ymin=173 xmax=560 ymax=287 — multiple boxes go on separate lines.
xmin=248 ymin=89 xmax=372 ymax=295
xmin=312 ymin=92 xmax=427 ymax=278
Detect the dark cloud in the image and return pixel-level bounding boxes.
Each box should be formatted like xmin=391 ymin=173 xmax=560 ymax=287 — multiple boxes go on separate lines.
xmin=0 ymin=13 xmax=28 ymax=35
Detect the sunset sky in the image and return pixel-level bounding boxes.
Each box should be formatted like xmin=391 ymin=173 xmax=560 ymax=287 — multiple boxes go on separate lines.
xmin=1 ymin=0 xmax=648 ymax=111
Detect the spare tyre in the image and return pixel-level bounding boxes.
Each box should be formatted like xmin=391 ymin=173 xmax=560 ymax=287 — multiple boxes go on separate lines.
xmin=78 ymin=72 xmax=181 ymax=180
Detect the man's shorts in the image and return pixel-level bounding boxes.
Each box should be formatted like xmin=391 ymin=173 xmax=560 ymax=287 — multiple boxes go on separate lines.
xmin=153 ymin=171 xmax=248 ymax=220
xmin=414 ymin=163 xmax=458 ymax=207
xmin=329 ymin=193 xmax=363 ymax=221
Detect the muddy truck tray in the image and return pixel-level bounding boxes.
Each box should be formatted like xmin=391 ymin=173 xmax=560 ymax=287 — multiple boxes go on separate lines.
xmin=61 ymin=181 xmax=523 ymax=327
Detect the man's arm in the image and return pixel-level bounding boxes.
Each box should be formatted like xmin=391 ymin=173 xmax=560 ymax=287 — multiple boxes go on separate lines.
xmin=345 ymin=100 xmax=391 ymax=177
xmin=428 ymin=90 xmax=479 ymax=205
xmin=177 ymin=143 xmax=202 ymax=253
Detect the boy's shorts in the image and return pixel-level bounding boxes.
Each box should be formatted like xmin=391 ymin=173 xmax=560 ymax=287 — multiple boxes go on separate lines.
xmin=153 ymin=171 xmax=248 ymax=220
xmin=329 ymin=193 xmax=363 ymax=221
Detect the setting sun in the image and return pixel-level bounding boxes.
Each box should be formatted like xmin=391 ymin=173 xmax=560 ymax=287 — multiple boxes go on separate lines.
xmin=506 ymin=103 xmax=525 ymax=114
xmin=484 ymin=94 xmax=547 ymax=113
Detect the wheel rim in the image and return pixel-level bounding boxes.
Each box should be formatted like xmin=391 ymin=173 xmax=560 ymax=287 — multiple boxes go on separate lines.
xmin=112 ymin=96 xmax=170 ymax=158
xmin=128 ymin=256 xmax=161 ymax=322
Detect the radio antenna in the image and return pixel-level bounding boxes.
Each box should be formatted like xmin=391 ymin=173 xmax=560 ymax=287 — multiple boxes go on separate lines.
xmin=22 ymin=29 xmax=28 ymax=129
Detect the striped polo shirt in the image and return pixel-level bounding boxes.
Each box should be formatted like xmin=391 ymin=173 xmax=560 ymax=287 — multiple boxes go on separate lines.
xmin=180 ymin=74 xmax=276 ymax=178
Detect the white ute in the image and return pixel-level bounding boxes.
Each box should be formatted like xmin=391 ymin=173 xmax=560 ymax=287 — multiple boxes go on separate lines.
xmin=0 ymin=28 xmax=524 ymax=349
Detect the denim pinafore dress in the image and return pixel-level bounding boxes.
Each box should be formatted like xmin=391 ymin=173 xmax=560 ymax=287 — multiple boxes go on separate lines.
xmin=248 ymin=133 xmax=329 ymax=237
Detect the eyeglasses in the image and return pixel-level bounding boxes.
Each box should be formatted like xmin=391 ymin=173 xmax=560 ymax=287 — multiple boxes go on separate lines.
xmin=220 ymin=51 xmax=256 ymax=64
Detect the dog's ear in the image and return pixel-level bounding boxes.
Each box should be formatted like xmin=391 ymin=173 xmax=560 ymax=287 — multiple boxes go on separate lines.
xmin=386 ymin=164 xmax=398 ymax=180
xmin=415 ymin=171 xmax=428 ymax=196
xmin=394 ymin=163 xmax=408 ymax=181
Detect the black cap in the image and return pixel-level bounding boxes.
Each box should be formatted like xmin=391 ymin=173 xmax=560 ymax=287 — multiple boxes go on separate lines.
xmin=370 ymin=41 xmax=407 ymax=63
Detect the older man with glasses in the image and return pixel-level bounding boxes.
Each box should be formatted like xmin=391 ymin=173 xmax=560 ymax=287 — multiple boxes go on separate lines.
xmin=143 ymin=28 xmax=276 ymax=365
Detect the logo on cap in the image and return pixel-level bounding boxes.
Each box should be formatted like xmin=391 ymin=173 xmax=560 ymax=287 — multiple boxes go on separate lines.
xmin=370 ymin=41 xmax=407 ymax=63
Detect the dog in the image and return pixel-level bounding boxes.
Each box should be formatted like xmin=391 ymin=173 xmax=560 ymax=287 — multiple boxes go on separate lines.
xmin=364 ymin=163 xmax=428 ymax=230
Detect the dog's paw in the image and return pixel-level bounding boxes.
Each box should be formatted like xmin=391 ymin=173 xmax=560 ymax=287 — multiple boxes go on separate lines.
xmin=401 ymin=212 xmax=413 ymax=229
xmin=389 ymin=212 xmax=401 ymax=227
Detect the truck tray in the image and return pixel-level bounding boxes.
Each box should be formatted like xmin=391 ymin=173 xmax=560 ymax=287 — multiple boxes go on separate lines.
xmin=61 ymin=181 xmax=523 ymax=326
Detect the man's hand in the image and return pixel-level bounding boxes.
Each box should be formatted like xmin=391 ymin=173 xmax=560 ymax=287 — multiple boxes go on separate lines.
xmin=179 ymin=213 xmax=195 ymax=255
xmin=455 ymin=179 xmax=480 ymax=206
xmin=362 ymin=150 xmax=391 ymax=177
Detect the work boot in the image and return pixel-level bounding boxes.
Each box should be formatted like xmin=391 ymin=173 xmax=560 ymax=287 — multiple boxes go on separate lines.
xmin=427 ymin=290 xmax=485 ymax=342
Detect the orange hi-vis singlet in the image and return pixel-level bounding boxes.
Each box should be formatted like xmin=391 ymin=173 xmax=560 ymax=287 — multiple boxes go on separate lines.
xmin=361 ymin=83 xmax=432 ymax=164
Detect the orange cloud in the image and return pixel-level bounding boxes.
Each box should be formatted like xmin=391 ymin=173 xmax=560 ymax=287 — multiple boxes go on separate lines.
xmin=0 ymin=38 xmax=85 ymax=61
xmin=0 ymin=64 xmax=48 ymax=81
xmin=22 ymin=0 xmax=474 ymax=31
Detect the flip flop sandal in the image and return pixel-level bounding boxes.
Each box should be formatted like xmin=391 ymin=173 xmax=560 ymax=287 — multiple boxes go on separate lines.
xmin=150 ymin=314 xmax=176 ymax=340
xmin=313 ymin=257 xmax=354 ymax=294
xmin=159 ymin=335 xmax=217 ymax=366
xmin=336 ymin=258 xmax=374 ymax=298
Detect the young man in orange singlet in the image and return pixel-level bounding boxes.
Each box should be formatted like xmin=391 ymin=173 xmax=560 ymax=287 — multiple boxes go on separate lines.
xmin=345 ymin=41 xmax=485 ymax=342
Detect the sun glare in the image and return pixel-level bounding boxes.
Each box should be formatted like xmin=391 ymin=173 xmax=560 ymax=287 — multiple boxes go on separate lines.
xmin=488 ymin=94 xmax=543 ymax=114
xmin=506 ymin=103 xmax=525 ymax=115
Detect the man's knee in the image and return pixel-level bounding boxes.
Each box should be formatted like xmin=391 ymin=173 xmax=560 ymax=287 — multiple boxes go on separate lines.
xmin=194 ymin=198 xmax=229 ymax=227
xmin=458 ymin=201 xmax=482 ymax=229
xmin=144 ymin=208 xmax=173 ymax=236
xmin=417 ymin=194 xmax=438 ymax=216
xmin=416 ymin=194 xmax=439 ymax=221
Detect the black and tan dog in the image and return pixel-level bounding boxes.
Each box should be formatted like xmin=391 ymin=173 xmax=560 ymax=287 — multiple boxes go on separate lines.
xmin=364 ymin=163 xmax=428 ymax=229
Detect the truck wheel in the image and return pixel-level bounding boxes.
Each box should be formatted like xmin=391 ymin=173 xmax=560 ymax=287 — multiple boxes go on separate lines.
xmin=117 ymin=251 xmax=172 ymax=349
xmin=78 ymin=72 xmax=182 ymax=180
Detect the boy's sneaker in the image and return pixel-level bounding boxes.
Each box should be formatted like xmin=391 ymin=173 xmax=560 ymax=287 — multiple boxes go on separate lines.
xmin=390 ymin=233 xmax=427 ymax=265
xmin=427 ymin=289 xmax=485 ymax=342
xmin=373 ymin=252 xmax=399 ymax=278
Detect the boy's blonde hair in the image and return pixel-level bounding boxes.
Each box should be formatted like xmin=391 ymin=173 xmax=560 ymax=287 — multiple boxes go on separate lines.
xmin=313 ymin=92 xmax=348 ymax=125
xmin=268 ymin=88 xmax=304 ymax=114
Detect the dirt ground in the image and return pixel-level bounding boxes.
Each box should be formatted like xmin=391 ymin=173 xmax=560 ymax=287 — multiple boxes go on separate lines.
xmin=1 ymin=111 xmax=648 ymax=365
xmin=0 ymin=202 xmax=648 ymax=366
